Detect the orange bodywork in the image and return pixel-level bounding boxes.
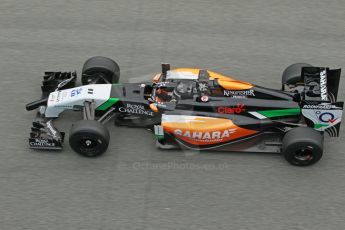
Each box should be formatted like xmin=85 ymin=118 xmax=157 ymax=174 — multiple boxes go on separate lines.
xmin=162 ymin=115 xmax=258 ymax=146
xmin=149 ymin=103 xmax=158 ymax=112
xmin=152 ymin=68 xmax=253 ymax=90
xmin=217 ymin=79 xmax=253 ymax=90
xmin=152 ymin=73 xmax=162 ymax=83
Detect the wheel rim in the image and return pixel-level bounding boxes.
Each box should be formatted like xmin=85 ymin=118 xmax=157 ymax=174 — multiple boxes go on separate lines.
xmin=80 ymin=138 xmax=99 ymax=149
xmin=294 ymin=147 xmax=313 ymax=161
xmin=78 ymin=138 xmax=103 ymax=156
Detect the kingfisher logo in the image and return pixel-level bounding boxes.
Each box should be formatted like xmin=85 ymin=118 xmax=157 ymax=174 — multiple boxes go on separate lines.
xmin=224 ymin=90 xmax=255 ymax=97
xmin=174 ymin=129 xmax=237 ymax=142
xmin=319 ymin=112 xmax=338 ymax=123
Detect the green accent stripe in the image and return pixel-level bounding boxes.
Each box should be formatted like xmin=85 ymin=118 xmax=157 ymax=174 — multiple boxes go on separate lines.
xmin=155 ymin=135 xmax=164 ymax=140
xmin=314 ymin=124 xmax=328 ymax=129
xmin=96 ymin=98 xmax=119 ymax=111
xmin=257 ymin=108 xmax=301 ymax=118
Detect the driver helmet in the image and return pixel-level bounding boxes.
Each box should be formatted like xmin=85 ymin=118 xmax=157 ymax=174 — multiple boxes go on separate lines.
xmin=174 ymin=81 xmax=194 ymax=99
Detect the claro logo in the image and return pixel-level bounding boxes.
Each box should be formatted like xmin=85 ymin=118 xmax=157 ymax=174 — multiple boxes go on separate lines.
xmin=174 ymin=129 xmax=237 ymax=141
xmin=320 ymin=70 xmax=328 ymax=101
xmin=217 ymin=104 xmax=245 ymax=114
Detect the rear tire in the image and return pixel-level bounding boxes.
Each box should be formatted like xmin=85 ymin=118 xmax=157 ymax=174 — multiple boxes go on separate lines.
xmin=82 ymin=56 xmax=120 ymax=85
xmin=69 ymin=120 xmax=110 ymax=157
xmin=282 ymin=127 xmax=323 ymax=166
xmin=282 ymin=63 xmax=313 ymax=90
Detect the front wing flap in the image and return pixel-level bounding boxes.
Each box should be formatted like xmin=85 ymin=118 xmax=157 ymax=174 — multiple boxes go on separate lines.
xmin=29 ymin=111 xmax=65 ymax=150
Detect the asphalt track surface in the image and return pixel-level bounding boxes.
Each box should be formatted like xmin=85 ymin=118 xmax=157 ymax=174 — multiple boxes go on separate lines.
xmin=1 ymin=0 xmax=345 ymax=229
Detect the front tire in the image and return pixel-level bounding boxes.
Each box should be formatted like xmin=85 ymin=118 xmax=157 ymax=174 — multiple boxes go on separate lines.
xmin=82 ymin=56 xmax=120 ymax=85
xmin=282 ymin=127 xmax=323 ymax=166
xmin=69 ymin=120 xmax=110 ymax=157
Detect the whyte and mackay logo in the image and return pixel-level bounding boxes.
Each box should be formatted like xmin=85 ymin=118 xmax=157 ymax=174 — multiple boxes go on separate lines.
xmin=46 ymin=121 xmax=60 ymax=139
xmin=71 ymin=87 xmax=83 ymax=97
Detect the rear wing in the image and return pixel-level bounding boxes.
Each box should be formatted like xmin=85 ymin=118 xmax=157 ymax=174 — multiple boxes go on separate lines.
xmin=302 ymin=67 xmax=341 ymax=102
xmin=301 ymin=67 xmax=343 ymax=137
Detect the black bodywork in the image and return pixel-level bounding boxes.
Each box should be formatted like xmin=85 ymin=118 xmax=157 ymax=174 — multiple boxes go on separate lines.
xmin=26 ymin=66 xmax=342 ymax=154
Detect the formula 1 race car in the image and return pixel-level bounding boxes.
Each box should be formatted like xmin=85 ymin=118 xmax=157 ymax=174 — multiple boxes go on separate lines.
xmin=26 ymin=57 xmax=343 ymax=166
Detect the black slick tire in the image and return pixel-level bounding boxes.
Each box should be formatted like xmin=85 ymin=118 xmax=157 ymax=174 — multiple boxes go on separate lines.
xmin=69 ymin=120 xmax=110 ymax=157
xmin=282 ymin=127 xmax=323 ymax=166
xmin=82 ymin=56 xmax=120 ymax=85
